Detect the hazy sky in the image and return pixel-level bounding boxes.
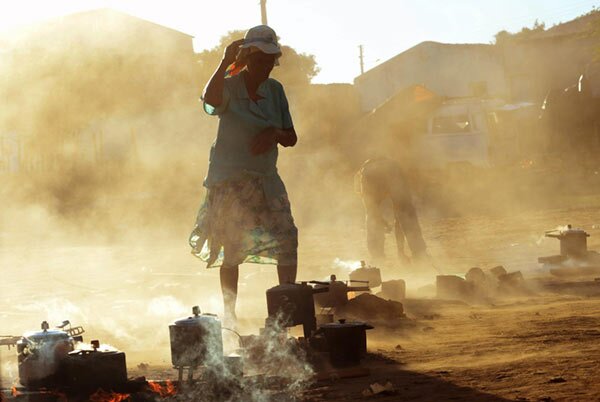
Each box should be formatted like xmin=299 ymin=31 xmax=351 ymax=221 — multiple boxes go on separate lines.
xmin=0 ymin=0 xmax=598 ymax=83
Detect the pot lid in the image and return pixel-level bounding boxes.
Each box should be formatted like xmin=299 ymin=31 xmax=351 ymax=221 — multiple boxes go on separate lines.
xmin=68 ymin=348 xmax=120 ymax=356
xmin=268 ymin=282 xmax=311 ymax=290
xmin=319 ymin=319 xmax=372 ymax=329
xmin=23 ymin=321 xmax=71 ymax=341
xmin=23 ymin=329 xmax=71 ymax=341
xmin=561 ymin=227 xmax=588 ymax=235
xmin=173 ymin=306 xmax=220 ymax=326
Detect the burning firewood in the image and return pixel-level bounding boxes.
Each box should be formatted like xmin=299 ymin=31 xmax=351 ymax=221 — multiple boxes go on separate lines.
xmin=88 ymin=389 xmax=130 ymax=402
xmin=146 ymin=380 xmax=177 ymax=398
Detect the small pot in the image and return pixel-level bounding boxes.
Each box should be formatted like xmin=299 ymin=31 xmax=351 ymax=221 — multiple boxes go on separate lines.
xmin=318 ymin=319 xmax=373 ymax=367
xmin=313 ymin=276 xmax=370 ymax=308
xmin=65 ymin=341 xmax=127 ymax=389
xmin=266 ymin=282 xmax=328 ymax=338
xmin=349 ymin=262 xmax=382 ymax=288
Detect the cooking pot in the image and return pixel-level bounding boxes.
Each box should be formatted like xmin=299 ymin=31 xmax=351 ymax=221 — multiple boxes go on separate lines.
xmin=312 ymin=275 xmax=370 ymax=308
xmin=65 ymin=340 xmax=127 ymax=389
xmin=266 ymin=282 xmax=328 ymax=338
xmin=349 ymin=261 xmax=382 ymax=288
xmin=169 ymin=306 xmax=223 ymax=368
xmin=17 ymin=321 xmax=74 ymax=387
xmin=318 ymin=319 xmax=373 ymax=367
xmin=546 ymin=225 xmax=589 ymax=258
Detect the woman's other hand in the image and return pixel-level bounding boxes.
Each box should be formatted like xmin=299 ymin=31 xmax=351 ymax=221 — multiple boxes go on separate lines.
xmin=250 ymin=127 xmax=278 ymax=155
xmin=250 ymin=127 xmax=298 ymax=155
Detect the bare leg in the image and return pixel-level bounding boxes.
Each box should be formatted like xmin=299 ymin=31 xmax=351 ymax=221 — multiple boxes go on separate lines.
xmin=220 ymin=265 xmax=239 ymax=319
xmin=277 ymin=264 xmax=297 ymax=284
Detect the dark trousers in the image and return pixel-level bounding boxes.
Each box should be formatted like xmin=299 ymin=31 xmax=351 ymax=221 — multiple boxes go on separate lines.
xmin=363 ymin=186 xmax=426 ymax=259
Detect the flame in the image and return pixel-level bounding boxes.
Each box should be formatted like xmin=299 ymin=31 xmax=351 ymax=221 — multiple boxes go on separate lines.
xmin=89 ymin=390 xmax=130 ymax=402
xmin=11 ymin=387 xmax=21 ymax=397
xmin=147 ymin=380 xmax=177 ymax=397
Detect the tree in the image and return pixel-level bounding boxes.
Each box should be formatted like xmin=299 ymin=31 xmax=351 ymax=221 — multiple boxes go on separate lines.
xmin=194 ymin=30 xmax=320 ymax=89
xmin=494 ymin=19 xmax=546 ymax=45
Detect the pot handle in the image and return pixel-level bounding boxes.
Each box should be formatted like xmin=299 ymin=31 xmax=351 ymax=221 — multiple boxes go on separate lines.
xmin=348 ymin=279 xmax=369 ymax=284
xmin=346 ymin=286 xmax=370 ymax=292
xmin=312 ymin=286 xmax=330 ymax=294
xmin=545 ymin=230 xmax=561 ymax=238
xmin=309 ymin=280 xmax=330 ymax=286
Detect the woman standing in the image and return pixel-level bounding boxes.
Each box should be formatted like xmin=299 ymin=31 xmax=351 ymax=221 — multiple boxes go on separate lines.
xmin=189 ymin=25 xmax=298 ymax=322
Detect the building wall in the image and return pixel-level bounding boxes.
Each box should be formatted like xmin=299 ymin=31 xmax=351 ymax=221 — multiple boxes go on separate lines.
xmin=2 ymin=9 xmax=197 ymax=101
xmin=0 ymin=9 xmax=199 ymax=169
xmin=354 ymin=42 xmax=507 ymax=112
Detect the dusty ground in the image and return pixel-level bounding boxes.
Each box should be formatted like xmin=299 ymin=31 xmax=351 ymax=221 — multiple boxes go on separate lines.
xmin=305 ymin=295 xmax=600 ymax=401
xmin=2 ymin=197 xmax=600 ymax=401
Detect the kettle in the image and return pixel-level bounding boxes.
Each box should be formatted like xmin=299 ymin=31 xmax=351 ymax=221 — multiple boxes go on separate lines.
xmin=17 ymin=321 xmax=75 ymax=387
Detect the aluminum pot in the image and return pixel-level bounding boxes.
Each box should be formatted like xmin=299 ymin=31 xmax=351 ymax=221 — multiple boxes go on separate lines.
xmin=318 ymin=319 xmax=373 ymax=367
xmin=546 ymin=225 xmax=589 ymax=258
xmin=17 ymin=321 xmax=74 ymax=387
xmin=313 ymin=275 xmax=370 ymax=308
xmin=65 ymin=340 xmax=127 ymax=389
xmin=349 ymin=261 xmax=382 ymax=288
xmin=169 ymin=306 xmax=223 ymax=368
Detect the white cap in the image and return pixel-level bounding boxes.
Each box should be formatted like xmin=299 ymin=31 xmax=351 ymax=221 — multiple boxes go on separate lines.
xmin=240 ymin=25 xmax=282 ymax=57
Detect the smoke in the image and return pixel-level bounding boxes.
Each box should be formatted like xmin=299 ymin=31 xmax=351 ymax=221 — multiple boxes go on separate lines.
xmin=146 ymin=296 xmax=188 ymax=318
xmin=332 ymin=258 xmax=362 ymax=273
xmin=4 ymin=10 xmax=600 ymax=397
xmin=169 ymin=309 xmax=313 ymax=401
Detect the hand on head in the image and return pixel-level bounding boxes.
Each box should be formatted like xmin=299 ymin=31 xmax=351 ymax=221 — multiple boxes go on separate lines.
xmin=222 ymin=39 xmax=245 ymax=66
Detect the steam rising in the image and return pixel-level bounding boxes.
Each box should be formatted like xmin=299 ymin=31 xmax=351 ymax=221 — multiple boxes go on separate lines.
xmin=332 ymin=258 xmax=362 ymax=273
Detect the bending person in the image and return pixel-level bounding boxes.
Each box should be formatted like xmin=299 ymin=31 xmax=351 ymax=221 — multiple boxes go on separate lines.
xmin=357 ymin=157 xmax=427 ymax=262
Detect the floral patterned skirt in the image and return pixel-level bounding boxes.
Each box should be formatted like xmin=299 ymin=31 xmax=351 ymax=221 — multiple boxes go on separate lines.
xmin=189 ymin=176 xmax=298 ymax=268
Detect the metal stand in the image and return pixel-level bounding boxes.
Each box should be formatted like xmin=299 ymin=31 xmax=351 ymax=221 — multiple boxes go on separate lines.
xmin=175 ymin=366 xmax=196 ymax=383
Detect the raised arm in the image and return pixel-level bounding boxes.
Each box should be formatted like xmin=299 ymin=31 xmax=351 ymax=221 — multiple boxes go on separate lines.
xmin=202 ymin=39 xmax=244 ymax=107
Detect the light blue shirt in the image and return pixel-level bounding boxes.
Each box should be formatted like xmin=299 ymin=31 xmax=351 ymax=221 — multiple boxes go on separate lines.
xmin=203 ymin=71 xmax=294 ymax=203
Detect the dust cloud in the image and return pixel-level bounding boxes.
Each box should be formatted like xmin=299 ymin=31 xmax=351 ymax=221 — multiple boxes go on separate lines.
xmin=2 ymin=10 xmax=600 ymax=396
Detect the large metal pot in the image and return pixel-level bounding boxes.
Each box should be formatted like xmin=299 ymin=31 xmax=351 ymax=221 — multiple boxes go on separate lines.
xmin=65 ymin=340 xmax=127 ymax=390
xmin=318 ymin=319 xmax=373 ymax=367
xmin=546 ymin=225 xmax=589 ymax=258
xmin=266 ymin=282 xmax=328 ymax=338
xmin=17 ymin=321 xmax=74 ymax=387
xmin=169 ymin=306 xmax=223 ymax=369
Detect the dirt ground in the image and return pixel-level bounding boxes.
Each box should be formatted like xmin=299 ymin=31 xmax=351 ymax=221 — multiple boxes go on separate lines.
xmin=2 ymin=199 xmax=600 ymax=401
xmin=303 ymin=295 xmax=600 ymax=401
